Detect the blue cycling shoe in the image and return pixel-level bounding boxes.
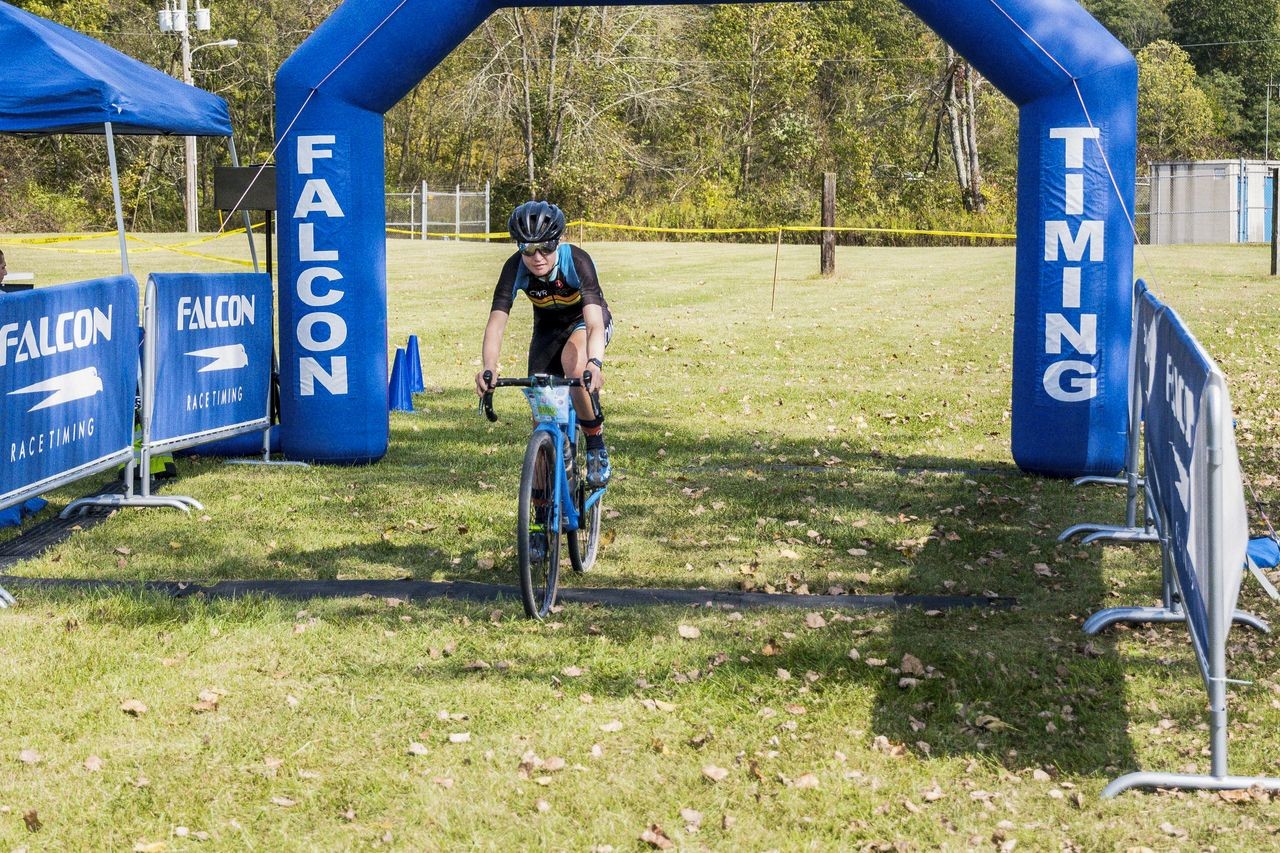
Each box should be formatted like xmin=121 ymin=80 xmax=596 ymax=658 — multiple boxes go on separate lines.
xmin=586 ymin=447 xmax=612 ymax=487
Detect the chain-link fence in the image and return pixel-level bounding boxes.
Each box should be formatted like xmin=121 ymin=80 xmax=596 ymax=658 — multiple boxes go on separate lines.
xmin=386 ymin=183 xmax=490 ymax=239
xmin=1143 ymin=160 xmax=1278 ymax=245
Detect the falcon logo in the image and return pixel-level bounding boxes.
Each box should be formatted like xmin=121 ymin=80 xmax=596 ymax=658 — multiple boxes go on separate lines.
xmin=7 ymin=366 xmax=104 ymax=412
xmin=1143 ymin=315 xmax=1159 ymax=402
xmin=1171 ymin=444 xmax=1190 ymax=511
xmin=186 ymin=344 xmax=248 ymax=373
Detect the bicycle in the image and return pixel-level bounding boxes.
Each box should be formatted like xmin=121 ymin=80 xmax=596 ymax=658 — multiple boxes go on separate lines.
xmin=480 ymin=370 xmax=607 ymax=618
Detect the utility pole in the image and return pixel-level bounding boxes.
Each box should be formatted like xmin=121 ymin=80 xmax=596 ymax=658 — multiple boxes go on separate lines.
xmin=157 ymin=1 xmax=236 ymax=234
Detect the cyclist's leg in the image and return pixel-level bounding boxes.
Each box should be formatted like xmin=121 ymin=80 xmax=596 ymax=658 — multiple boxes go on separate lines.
xmin=561 ymin=325 xmax=612 ymax=486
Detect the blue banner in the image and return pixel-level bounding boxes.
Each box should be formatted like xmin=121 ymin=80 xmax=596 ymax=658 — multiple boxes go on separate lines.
xmin=146 ymin=273 xmax=272 ymax=447
xmin=1140 ymin=288 xmax=1249 ymax=666
xmin=0 ymin=276 xmax=138 ymax=507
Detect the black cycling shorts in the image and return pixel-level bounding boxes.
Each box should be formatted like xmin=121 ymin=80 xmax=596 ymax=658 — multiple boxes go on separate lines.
xmin=528 ymin=316 xmax=614 ymax=375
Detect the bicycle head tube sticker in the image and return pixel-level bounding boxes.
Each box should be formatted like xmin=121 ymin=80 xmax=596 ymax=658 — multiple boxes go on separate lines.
xmin=523 ymin=386 xmax=572 ymax=423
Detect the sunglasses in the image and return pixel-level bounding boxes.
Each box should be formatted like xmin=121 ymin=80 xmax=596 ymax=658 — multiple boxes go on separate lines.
xmin=518 ymin=240 xmax=559 ymax=257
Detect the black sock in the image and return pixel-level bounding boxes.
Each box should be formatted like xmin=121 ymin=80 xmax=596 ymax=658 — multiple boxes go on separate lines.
xmin=586 ymin=433 xmax=605 ymax=451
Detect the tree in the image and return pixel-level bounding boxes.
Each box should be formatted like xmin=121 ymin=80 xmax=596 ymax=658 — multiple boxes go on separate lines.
xmin=1079 ymin=0 xmax=1171 ymax=47
xmin=1167 ymin=0 xmax=1280 ymax=152
xmin=1136 ymin=40 xmax=1215 ymax=161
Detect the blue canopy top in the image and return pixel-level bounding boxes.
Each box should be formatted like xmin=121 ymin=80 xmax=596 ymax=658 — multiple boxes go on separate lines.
xmin=0 ymin=1 xmax=232 ymax=136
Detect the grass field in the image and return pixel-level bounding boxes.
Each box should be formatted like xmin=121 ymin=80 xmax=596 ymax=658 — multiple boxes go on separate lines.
xmin=2 ymin=232 xmax=1280 ymax=849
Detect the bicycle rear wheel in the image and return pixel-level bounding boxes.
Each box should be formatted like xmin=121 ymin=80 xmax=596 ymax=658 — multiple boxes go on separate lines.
xmin=517 ymin=430 xmax=561 ymax=619
xmin=566 ymin=425 xmax=602 ymax=573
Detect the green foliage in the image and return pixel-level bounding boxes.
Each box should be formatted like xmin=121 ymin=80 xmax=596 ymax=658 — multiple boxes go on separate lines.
xmin=1136 ymin=40 xmax=1216 ymax=161
xmin=1167 ymin=0 xmax=1280 ymax=152
xmin=1080 ymin=0 xmax=1171 ymax=47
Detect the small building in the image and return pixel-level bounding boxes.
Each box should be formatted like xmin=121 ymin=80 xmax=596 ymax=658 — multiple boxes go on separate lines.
xmin=1147 ymin=159 xmax=1278 ymax=245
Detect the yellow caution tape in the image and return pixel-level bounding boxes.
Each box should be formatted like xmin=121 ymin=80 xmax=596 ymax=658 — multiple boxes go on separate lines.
xmin=393 ymin=219 xmax=1015 ymax=241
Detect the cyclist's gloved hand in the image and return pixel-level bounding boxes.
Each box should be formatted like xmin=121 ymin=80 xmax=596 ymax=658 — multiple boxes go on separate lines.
xmin=585 ymin=358 xmax=604 ymax=393
xmin=475 ymin=369 xmax=497 ymax=396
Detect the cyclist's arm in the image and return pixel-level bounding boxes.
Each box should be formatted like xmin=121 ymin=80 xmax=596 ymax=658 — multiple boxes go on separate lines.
xmin=582 ymin=303 xmax=606 ymax=392
xmin=476 ymin=309 xmax=509 ymax=394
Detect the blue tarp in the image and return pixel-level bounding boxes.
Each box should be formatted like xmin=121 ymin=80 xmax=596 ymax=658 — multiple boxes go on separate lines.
xmin=0 ymin=1 xmax=231 ymax=136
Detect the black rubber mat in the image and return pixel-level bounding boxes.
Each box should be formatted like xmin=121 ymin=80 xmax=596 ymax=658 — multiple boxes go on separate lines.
xmin=0 ymin=482 xmax=126 ymax=568
xmin=0 ymin=574 xmax=1014 ymax=611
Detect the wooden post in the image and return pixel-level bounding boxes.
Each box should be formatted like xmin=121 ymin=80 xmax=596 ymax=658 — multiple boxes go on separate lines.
xmin=1271 ymin=167 xmax=1278 ymax=276
xmin=821 ymin=172 xmax=836 ymax=276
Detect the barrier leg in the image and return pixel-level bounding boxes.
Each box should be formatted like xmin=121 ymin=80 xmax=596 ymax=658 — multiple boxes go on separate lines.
xmin=1101 ymin=771 xmax=1280 ymax=799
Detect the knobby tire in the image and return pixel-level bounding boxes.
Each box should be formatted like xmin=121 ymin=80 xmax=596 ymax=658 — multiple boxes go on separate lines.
xmin=518 ymin=430 xmax=560 ymax=619
xmin=566 ymin=425 xmax=602 ymax=573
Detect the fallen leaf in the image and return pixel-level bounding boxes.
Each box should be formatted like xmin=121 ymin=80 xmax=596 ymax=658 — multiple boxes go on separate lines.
xmin=793 ymin=773 xmax=820 ymax=789
xmin=271 ymin=796 xmax=296 ymax=808
xmin=600 ymin=720 xmax=623 ymax=733
xmin=535 ymin=799 xmax=551 ymax=813
xmin=804 ymin=612 xmax=827 ymax=629
xmin=640 ymin=824 xmax=674 ymax=850
xmin=463 ymin=660 xmax=491 ymax=671
xmin=681 ymin=807 xmax=703 ymax=832
xmin=407 ymin=742 xmax=429 ymax=756
xmin=18 ymin=749 xmax=41 ymax=765
xmin=84 ymin=755 xmax=104 ymax=772
xmin=702 ymin=765 xmax=730 ymax=782
xmin=900 ymin=653 xmax=926 ymax=676
xmin=975 ymin=714 xmax=1013 ymax=732
xmin=120 ymin=699 xmax=148 ymax=716
xmin=23 ymin=809 xmax=41 ymax=832
xmin=561 ymin=666 xmax=585 ymax=678
xmin=133 ymin=842 xmax=166 ymax=853
xmin=677 ymin=624 xmax=701 ymax=640
xmin=448 ymin=732 xmax=471 ymax=744
xmin=432 ymin=776 xmax=454 ymax=788
xmin=775 ymin=668 xmax=791 ymax=681
xmin=779 ymin=549 xmax=801 ymax=560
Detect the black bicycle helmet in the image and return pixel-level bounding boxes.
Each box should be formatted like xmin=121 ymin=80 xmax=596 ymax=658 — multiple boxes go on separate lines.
xmin=508 ymin=201 xmax=566 ymax=244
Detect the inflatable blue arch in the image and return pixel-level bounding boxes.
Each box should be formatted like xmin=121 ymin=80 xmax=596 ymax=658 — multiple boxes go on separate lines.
xmin=274 ymin=0 xmax=1136 ymax=478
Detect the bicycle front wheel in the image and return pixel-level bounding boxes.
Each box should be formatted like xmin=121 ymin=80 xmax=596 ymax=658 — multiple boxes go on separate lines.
xmin=566 ymin=426 xmax=602 ymax=573
xmin=517 ymin=429 xmax=561 ymax=619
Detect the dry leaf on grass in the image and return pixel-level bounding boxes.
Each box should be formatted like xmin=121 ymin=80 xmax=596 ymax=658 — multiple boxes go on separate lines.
xmin=407 ymin=742 xmax=429 ymax=756
xmin=561 ymin=666 xmax=585 ymax=678
xmin=793 ymin=773 xmax=820 ymax=789
xmin=120 ymin=699 xmax=148 ymax=716
xmin=681 ymin=807 xmax=703 ymax=832
xmin=271 ymin=796 xmax=296 ymax=808
xmin=448 ymin=732 xmax=471 ymax=744
xmin=640 ymin=824 xmax=674 ymax=849
xmin=600 ymin=720 xmax=623 ymax=733
xmin=84 ymin=755 xmax=104 ymax=772
xmin=677 ymin=624 xmax=701 ymax=640
xmin=702 ymin=765 xmax=730 ymax=782
xmin=18 ymin=749 xmax=41 ymax=765
xmin=901 ymin=653 xmax=926 ymax=676
xmin=804 ymin=612 xmax=827 ymax=629
xmin=23 ymin=809 xmax=41 ymax=832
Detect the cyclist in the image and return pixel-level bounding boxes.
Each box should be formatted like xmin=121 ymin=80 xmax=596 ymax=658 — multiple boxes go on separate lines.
xmin=475 ymin=201 xmax=614 ymax=486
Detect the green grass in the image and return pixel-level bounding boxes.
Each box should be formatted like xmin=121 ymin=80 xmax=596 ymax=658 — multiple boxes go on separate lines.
xmin=2 ymin=233 xmax=1280 ymax=848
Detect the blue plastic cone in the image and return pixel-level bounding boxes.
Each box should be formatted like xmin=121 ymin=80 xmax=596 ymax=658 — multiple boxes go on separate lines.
xmin=406 ymin=334 xmax=425 ymax=393
xmin=388 ymin=348 xmax=414 ymax=412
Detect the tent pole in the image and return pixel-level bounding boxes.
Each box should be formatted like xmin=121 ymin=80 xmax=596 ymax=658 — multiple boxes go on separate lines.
xmin=227 ymin=137 xmax=260 ymax=274
xmin=104 ymin=122 xmax=130 ymax=276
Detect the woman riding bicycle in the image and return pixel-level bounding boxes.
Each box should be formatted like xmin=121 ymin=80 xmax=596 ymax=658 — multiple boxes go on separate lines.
xmin=474 ymin=201 xmax=614 ymax=486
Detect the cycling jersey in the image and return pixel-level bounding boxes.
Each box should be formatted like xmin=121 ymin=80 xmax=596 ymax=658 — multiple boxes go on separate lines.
xmin=490 ymin=243 xmax=613 ymax=374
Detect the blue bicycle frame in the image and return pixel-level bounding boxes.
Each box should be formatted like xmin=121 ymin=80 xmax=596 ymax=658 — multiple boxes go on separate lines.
xmin=482 ymin=373 xmax=606 ymax=536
